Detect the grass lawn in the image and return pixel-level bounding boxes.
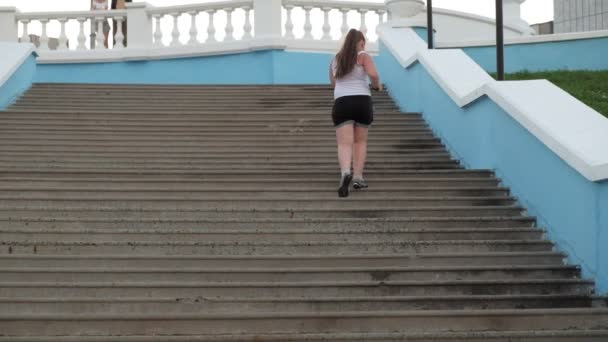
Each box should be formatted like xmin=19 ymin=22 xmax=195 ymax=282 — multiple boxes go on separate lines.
xmin=497 ymin=70 xmax=608 ymax=119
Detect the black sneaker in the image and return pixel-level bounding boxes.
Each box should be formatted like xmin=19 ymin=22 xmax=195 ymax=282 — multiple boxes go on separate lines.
xmin=338 ymin=173 xmax=353 ymax=198
xmin=353 ymin=178 xmax=368 ymax=190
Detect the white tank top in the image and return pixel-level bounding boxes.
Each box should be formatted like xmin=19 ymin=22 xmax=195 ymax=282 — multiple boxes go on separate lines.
xmin=332 ymin=51 xmax=371 ymax=99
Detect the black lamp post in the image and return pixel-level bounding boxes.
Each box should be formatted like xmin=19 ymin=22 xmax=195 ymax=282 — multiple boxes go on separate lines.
xmin=427 ymin=0 xmax=434 ymax=49
xmin=496 ymin=0 xmax=505 ymax=80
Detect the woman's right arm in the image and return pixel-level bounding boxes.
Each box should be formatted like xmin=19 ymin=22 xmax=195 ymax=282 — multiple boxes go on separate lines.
xmin=360 ymin=53 xmax=382 ymax=91
xmin=329 ymin=61 xmax=336 ymax=88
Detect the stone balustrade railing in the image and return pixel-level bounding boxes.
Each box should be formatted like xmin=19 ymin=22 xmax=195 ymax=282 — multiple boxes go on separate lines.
xmin=147 ymin=1 xmax=253 ymax=46
xmin=15 ymin=9 xmax=127 ymax=51
xmin=0 ymin=0 xmax=534 ymax=60
xmin=282 ymin=0 xmax=387 ymax=41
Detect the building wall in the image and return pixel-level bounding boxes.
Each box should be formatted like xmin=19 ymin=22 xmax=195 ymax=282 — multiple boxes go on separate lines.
xmin=554 ymin=0 xmax=608 ymax=33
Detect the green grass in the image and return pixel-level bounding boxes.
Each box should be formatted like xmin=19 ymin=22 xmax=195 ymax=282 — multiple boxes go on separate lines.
xmin=493 ymin=70 xmax=608 ymax=119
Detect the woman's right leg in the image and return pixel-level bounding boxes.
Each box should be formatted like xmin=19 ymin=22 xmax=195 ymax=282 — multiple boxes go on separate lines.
xmin=336 ymin=123 xmax=354 ymax=197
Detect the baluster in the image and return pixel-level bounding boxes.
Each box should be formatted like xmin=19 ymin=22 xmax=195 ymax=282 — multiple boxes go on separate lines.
xmin=243 ymin=6 xmax=252 ymax=40
xmin=170 ymin=13 xmax=180 ymax=46
xmin=224 ymin=8 xmax=234 ymax=41
xmin=303 ymin=6 xmax=313 ymax=40
xmin=206 ymin=10 xmax=216 ymax=43
xmin=114 ymin=16 xmax=125 ymax=49
xmin=95 ymin=17 xmax=105 ymax=49
xmin=376 ymin=9 xmax=386 ymax=34
xmin=188 ymin=11 xmax=199 ymax=45
xmin=360 ymin=9 xmax=368 ymax=35
xmin=153 ymin=14 xmax=163 ymax=46
xmin=57 ymin=18 xmax=68 ymax=50
xmin=322 ymin=7 xmax=332 ymax=40
xmin=284 ymin=5 xmax=294 ymax=39
xmin=341 ymin=8 xmax=350 ymax=38
xmin=20 ymin=20 xmax=30 ymax=43
xmin=76 ymin=17 xmax=86 ymax=50
xmin=39 ymin=19 xmax=49 ymax=50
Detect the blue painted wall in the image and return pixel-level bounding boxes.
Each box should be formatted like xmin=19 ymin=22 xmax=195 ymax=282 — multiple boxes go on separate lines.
xmin=35 ymin=50 xmax=333 ymax=85
xmin=377 ymin=42 xmax=608 ymax=294
xmin=458 ymin=36 xmax=608 ymax=73
xmin=0 ymin=54 xmax=37 ymax=110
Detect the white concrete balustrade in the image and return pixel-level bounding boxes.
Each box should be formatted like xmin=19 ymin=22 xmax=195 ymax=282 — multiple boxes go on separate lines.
xmin=0 ymin=0 xmax=537 ymax=61
xmin=282 ymin=0 xmax=387 ymax=41
xmin=147 ymin=1 xmax=253 ymax=47
xmin=0 ymin=0 xmax=391 ymax=57
xmin=15 ymin=10 xmax=127 ymax=51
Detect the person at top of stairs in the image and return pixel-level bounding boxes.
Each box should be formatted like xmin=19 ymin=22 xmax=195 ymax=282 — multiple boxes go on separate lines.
xmin=330 ymin=28 xmax=382 ymax=198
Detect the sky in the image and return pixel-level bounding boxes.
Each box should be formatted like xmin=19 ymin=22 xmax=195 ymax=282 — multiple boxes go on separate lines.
xmin=0 ymin=0 xmax=554 ymax=48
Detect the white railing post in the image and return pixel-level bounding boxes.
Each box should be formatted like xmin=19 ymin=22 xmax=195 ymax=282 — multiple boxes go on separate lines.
xmin=0 ymin=7 xmax=18 ymax=42
xmin=243 ymin=6 xmax=253 ymax=40
xmin=206 ymin=9 xmax=216 ymax=43
xmin=188 ymin=11 xmax=199 ymax=45
xmin=340 ymin=8 xmax=350 ymax=39
xmin=225 ymin=8 xmax=234 ymax=41
xmin=253 ymin=0 xmax=282 ymax=41
xmin=284 ymin=5 xmax=294 ymax=39
xmin=114 ymin=17 xmax=125 ymax=49
xmin=321 ymin=7 xmax=332 ymax=41
xmin=170 ymin=12 xmax=180 ymax=46
xmin=58 ymin=18 xmax=68 ymax=50
xmin=303 ymin=6 xmax=313 ymax=40
xmin=360 ymin=9 xmax=368 ymax=35
xmin=126 ymin=2 xmax=152 ymax=48
xmin=76 ymin=17 xmax=87 ymax=50
xmin=39 ymin=19 xmax=50 ymax=50
xmin=20 ymin=19 xmax=30 ymax=43
xmin=152 ymin=14 xmax=163 ymax=46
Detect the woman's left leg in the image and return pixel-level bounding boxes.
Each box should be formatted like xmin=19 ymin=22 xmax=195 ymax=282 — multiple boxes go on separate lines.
xmin=353 ymin=125 xmax=369 ymax=180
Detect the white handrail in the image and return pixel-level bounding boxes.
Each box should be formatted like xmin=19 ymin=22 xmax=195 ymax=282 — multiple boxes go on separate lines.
xmin=16 ymin=10 xmax=126 ymax=21
xmin=147 ymin=1 xmax=252 ymax=15
xmin=283 ymin=0 xmax=385 ymax=11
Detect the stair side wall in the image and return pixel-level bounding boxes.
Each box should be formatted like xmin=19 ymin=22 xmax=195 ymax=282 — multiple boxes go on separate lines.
xmin=378 ymin=41 xmax=608 ymax=294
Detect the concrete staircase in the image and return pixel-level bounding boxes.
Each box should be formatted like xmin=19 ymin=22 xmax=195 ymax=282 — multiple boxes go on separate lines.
xmin=0 ymin=83 xmax=606 ymax=341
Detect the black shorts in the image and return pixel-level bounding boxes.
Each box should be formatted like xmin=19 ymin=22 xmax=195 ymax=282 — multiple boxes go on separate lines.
xmin=332 ymin=95 xmax=374 ymax=128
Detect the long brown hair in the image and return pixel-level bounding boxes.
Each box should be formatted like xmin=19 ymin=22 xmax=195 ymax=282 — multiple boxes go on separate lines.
xmin=334 ymin=29 xmax=366 ymax=79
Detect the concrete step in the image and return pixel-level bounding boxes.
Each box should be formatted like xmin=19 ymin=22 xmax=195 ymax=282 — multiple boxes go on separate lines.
xmin=0 ymin=141 xmax=445 ymax=148
xmin=0 ymin=294 xmax=593 ymax=315
xmin=0 ymin=187 xmax=507 ymax=197
xmin=0 ymin=148 xmax=450 ymax=156
xmin=0 ymin=265 xmax=576 ymax=283
xmin=0 ymin=200 xmax=522 ymax=213
xmin=0 ymin=252 xmax=568 ymax=268
xmin=0 ymin=190 xmax=512 ymax=202
xmin=0 ymin=184 xmax=503 ymax=193
xmin=0 ymin=216 xmax=536 ymax=229
xmin=0 ymin=206 xmax=530 ymax=219
xmin=0 ymin=169 xmax=496 ymax=178
xmin=0 ymin=165 xmax=463 ymax=172
xmin=2 ymin=108 xmax=410 ymax=116
xmin=0 ymin=115 xmax=422 ymax=124
xmin=0 ymin=309 xmax=606 ymax=337
xmin=0 ymin=156 xmax=456 ymax=165
xmin=0 ymin=279 xmax=594 ymax=298
xmin=0 ymin=132 xmax=437 ymax=140
xmin=0 ymin=239 xmax=553 ymax=255
xmin=0 ymin=227 xmax=542 ymax=243
xmin=3 ymin=331 xmax=608 ymax=342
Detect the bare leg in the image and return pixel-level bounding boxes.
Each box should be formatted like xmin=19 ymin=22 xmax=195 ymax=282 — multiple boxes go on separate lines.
xmin=353 ymin=126 xmax=369 ymax=179
xmin=336 ymin=123 xmax=355 ymax=174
